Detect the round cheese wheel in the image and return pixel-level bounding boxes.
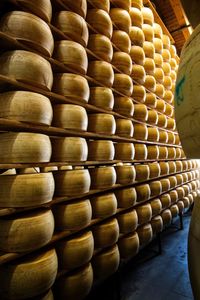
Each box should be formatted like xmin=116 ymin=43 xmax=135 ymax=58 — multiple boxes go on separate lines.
xmin=53 ymin=104 xmax=88 ymax=130
xmin=165 ymin=105 xmax=174 ymax=118
xmin=144 ymin=75 xmax=156 ymax=92
xmin=87 ymin=8 xmax=113 ymax=38
xmin=153 ymin=38 xmax=163 ymax=54
xmin=159 ymin=146 xmax=168 ymax=159
xmin=115 ymin=165 xmax=136 ymax=184
xmin=142 ymin=24 xmax=154 ymax=42
xmin=137 ymin=203 xmax=152 ymax=224
xmin=129 ymin=26 xmax=145 ymax=46
xmin=133 ymin=123 xmax=148 ymax=140
xmin=167 ymin=132 xmax=176 ymax=144
xmin=154 ymin=53 xmax=163 ymax=67
xmin=134 ymin=104 xmax=148 ymax=121
xmin=118 ymin=232 xmax=139 ymax=259
xmin=147 ymin=110 xmax=158 ymax=125
xmin=137 ymin=223 xmax=153 ymax=245
xmin=116 ymin=119 xmax=134 ymax=137
xmin=151 ymin=215 xmax=163 ymax=234
xmin=0 ymin=11 xmax=54 ymax=57
xmin=131 ymin=0 xmax=143 ymax=9
xmin=110 ymin=8 xmax=131 ymax=33
xmin=53 ymin=199 xmax=92 ymax=230
xmin=170 ymin=58 xmax=177 ymax=71
xmin=61 ymin=0 xmax=87 ymax=17
xmin=112 ymin=52 xmax=132 ymax=75
xmin=170 ymin=70 xmax=177 ymax=82
xmin=132 ymin=85 xmax=146 ymax=102
xmin=154 ymin=67 xmax=164 ymax=83
xmin=156 ymin=99 xmax=166 ymax=113
xmin=56 ymin=263 xmax=93 ymax=300
xmin=147 ymin=145 xmax=159 ymax=160
xmin=57 ymin=231 xmax=94 ymax=271
xmin=93 ymin=218 xmax=119 ymax=248
xmin=130 ymin=7 xmax=143 ymax=28
xmin=130 ymin=45 xmax=145 ymax=65
xmin=159 ymin=162 xmax=170 ymax=175
xmin=144 ymin=58 xmax=155 ymax=75
xmin=182 ymin=184 xmax=190 ymax=196
xmin=150 ymin=198 xmax=162 ymax=216
xmin=88 ymin=34 xmax=113 ymax=62
xmin=162 ymin=49 xmax=171 ymax=62
xmin=161 ymin=209 xmax=172 ymax=226
xmin=188 ymin=194 xmax=194 ymax=206
xmin=160 ymin=178 xmax=170 ymax=192
xmin=168 ymin=161 xmax=176 ymax=173
xmin=176 ymin=174 xmax=184 ymax=185
xmin=111 ymin=30 xmax=131 ymax=53
xmin=167 ymin=147 xmax=176 ymax=159
xmin=0 ymin=249 xmax=58 ymax=300
xmin=148 ymin=162 xmax=161 ymax=178
xmin=113 ymin=74 xmax=133 ymax=96
xmin=89 ymin=87 xmax=114 ymax=110
xmin=0 ymin=50 xmax=53 ymax=91
xmin=148 ymin=127 xmax=159 ymax=142
xmin=162 ymin=62 xmax=171 ymax=75
xmin=0 ymin=91 xmax=52 ymax=126
xmin=131 ymin=64 xmax=146 ymax=85
xmin=175 ymin=134 xmax=181 ymax=145
xmin=182 ymin=173 xmax=188 ymax=183
xmin=91 ymin=193 xmax=118 ymax=218
xmin=54 ymin=169 xmax=90 ymax=196
xmin=115 ymin=187 xmax=137 ymax=208
xmin=143 ymin=41 xmax=155 ymax=58
xmin=53 ymin=73 xmax=89 ymax=102
xmin=162 ymin=34 xmax=171 ymax=49
xmin=135 ymin=184 xmax=151 ymax=202
xmin=89 ymin=166 xmax=116 ymax=189
xmin=149 ymin=180 xmax=162 ymax=196
xmin=170 ymin=45 xmax=177 ymax=58
xmin=145 ymin=93 xmax=157 ymax=108
xmin=177 ymin=200 xmax=184 ymax=213
xmin=117 ymin=209 xmax=138 ymax=233
xmin=135 ymin=164 xmax=150 ymax=181
xmin=153 ymin=23 xmax=163 ymax=39
xmin=114 ymin=97 xmax=134 ymax=116
xmin=159 ymin=130 xmax=168 ymax=143
xmin=115 ymin=143 xmax=135 ymax=160
xmin=141 ymin=7 xmax=154 ymax=25
xmin=54 ymin=11 xmax=88 ymax=46
xmin=88 ymin=113 xmax=116 ymax=135
xmin=155 ymin=84 xmax=165 ymax=98
xmin=88 ymin=140 xmax=115 ymax=160
xmin=182 ymin=197 xmax=190 ymax=208
xmin=52 ymin=137 xmax=88 ymax=162
xmin=157 ymin=114 xmax=167 ymax=128
xmin=163 ymin=76 xmax=172 ymax=90
xmin=92 ymin=245 xmax=120 ymax=279
xmin=111 ymin=0 xmax=131 ymax=11
xmin=88 ymin=61 xmax=114 ymax=87
xmin=168 ymin=176 xmax=177 ymax=188
xmin=87 ymin=0 xmax=110 ymax=12
xmin=170 ymin=204 xmax=179 ymax=218
xmin=160 ymin=193 xmax=171 ymax=208
xmin=134 ymin=144 xmax=148 ymax=160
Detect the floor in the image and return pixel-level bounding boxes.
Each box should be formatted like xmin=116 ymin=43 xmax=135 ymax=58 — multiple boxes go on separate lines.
xmin=87 ymin=212 xmax=194 ymax=300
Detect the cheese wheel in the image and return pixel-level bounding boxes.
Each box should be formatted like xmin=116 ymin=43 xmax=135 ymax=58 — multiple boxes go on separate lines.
xmin=170 ymin=58 xmax=177 ymax=71
xmin=131 ymin=0 xmax=143 ymax=9
xmin=134 ymin=104 xmax=148 ymax=121
xmin=174 ymin=148 xmax=182 ymax=160
xmin=162 ymin=62 xmax=171 ymax=75
xmin=132 ymin=85 xmax=146 ymax=102
xmin=56 ymin=263 xmax=93 ymax=300
xmin=133 ymin=123 xmax=148 ymax=140
xmin=151 ymin=215 xmax=163 ymax=234
xmin=167 ymin=132 xmax=176 ymax=144
xmin=188 ymin=194 xmax=194 ymax=205
xmin=111 ymin=30 xmax=131 ymax=53
xmin=89 ymin=87 xmax=114 ymax=110
xmin=143 ymin=41 xmax=155 ymax=58
xmin=115 ymin=165 xmax=136 ymax=184
xmin=131 ymin=64 xmax=146 ymax=85
xmin=155 ymin=84 xmax=165 ymax=98
xmin=162 ymin=49 xmax=171 ymax=62
xmin=147 ymin=145 xmax=159 ymax=160
xmin=118 ymin=232 xmax=139 ymax=259
xmin=154 ymin=53 xmax=163 ymax=67
xmin=144 ymin=58 xmax=155 ymax=75
xmin=114 ymin=97 xmax=134 ymax=116
xmin=91 ymin=193 xmax=118 ymax=218
xmin=160 ymin=178 xmax=170 ymax=192
xmin=135 ymin=164 xmax=150 ymax=181
xmin=113 ymin=74 xmax=133 ymax=96
xmin=129 ymin=26 xmax=145 ymax=46
xmin=168 ymin=176 xmax=178 ymax=188
xmin=154 ymin=67 xmax=164 ymax=83
xmin=92 ymin=245 xmax=120 ymax=279
xmin=135 ymin=184 xmax=151 ymax=202
xmin=112 ymin=52 xmax=132 ymax=75
xmin=88 ymin=61 xmax=114 ymax=87
xmin=162 ymin=34 xmax=171 ymax=49
xmin=174 ymin=160 xmax=183 ymax=172
xmin=53 ymin=104 xmax=88 ymax=130
xmin=61 ymin=0 xmax=87 ymax=17
xmin=137 ymin=223 xmax=153 ymax=245
xmin=88 ymin=113 xmax=116 ymax=134
xmin=183 ymin=197 xmax=190 ymax=208
xmin=0 ymin=50 xmax=53 ymax=91
xmin=182 ymin=184 xmax=190 ymax=196
xmin=145 ymin=93 xmax=157 ymax=108
xmin=87 ymin=9 xmax=113 ymax=38
xmin=0 ymin=249 xmax=58 ymax=300
xmin=170 ymin=204 xmax=179 ymax=218
xmin=176 ymin=174 xmax=184 ymax=185
xmin=159 ymin=130 xmax=168 ymax=143
xmin=93 ymin=218 xmax=119 ymax=248
xmin=149 ymin=180 xmax=162 ymax=196
xmin=159 ymin=162 xmax=170 ymax=175
xmin=115 ymin=187 xmax=137 ymax=208
xmin=157 ymin=114 xmax=167 ymax=128
xmin=0 ymin=133 xmax=51 ymax=163
xmin=150 ymin=198 xmax=162 ymax=216
xmin=144 ymin=75 xmax=156 ymax=92
xmin=168 ymin=161 xmax=176 ymax=173
xmin=153 ymin=23 xmax=163 ymax=39
xmin=54 ymin=11 xmax=88 ymax=46
xmin=147 ymin=110 xmax=158 ymax=125
xmin=160 ymin=193 xmax=171 ymax=208
xmin=137 ymin=203 xmax=152 ymax=224
xmin=177 ymin=200 xmax=185 ymax=213
xmin=161 ymin=209 xmax=172 ymax=226
xmin=88 ymin=34 xmax=113 ymax=62
xmin=87 ymin=0 xmax=110 ymax=12
xmin=170 ymin=45 xmax=177 ymax=58
xmin=170 ymin=70 xmax=177 ymax=82
xmin=110 ymin=8 xmax=131 ymax=33
xmin=52 ymin=137 xmax=88 ymax=162
xmin=115 ymin=143 xmax=135 ymax=160
xmin=163 ymin=76 xmax=172 ymax=90
xmin=148 ymin=127 xmax=159 ymax=142
xmin=153 ymin=38 xmax=163 ymax=54
xmin=130 ymin=7 xmax=143 ymax=28
xmin=117 ymin=209 xmax=138 ymax=233
xmin=0 ymin=11 xmax=54 ymax=57
xmin=134 ymin=144 xmax=148 ymax=160
xmin=53 ymin=73 xmax=89 ymax=102
xmin=54 ymin=169 xmax=90 ymax=196
xmin=175 ymin=134 xmax=181 ymax=145
xmin=141 ymin=7 xmax=154 ymax=25
xmin=116 ymin=119 xmax=134 ymax=137
xmin=53 ymin=199 xmax=92 ymax=230
xmin=111 ymin=0 xmax=131 ymax=11
xmin=165 ymin=105 xmax=174 ymax=118
xmin=0 ymin=91 xmax=52 ymax=126
xmin=142 ymin=24 xmax=154 ymax=42
xmin=88 ymin=140 xmax=114 ymax=160
xmin=156 ymin=99 xmax=166 ymax=113
xmin=167 ymin=147 xmax=176 ymax=159
xmin=148 ymin=162 xmax=161 ymax=179
xmin=130 ymin=46 xmax=145 ymax=65
xmin=89 ymin=166 xmax=116 ymax=189
xmin=159 ymin=146 xmax=168 ymax=159
xmin=57 ymin=231 xmax=94 ymax=271
xmin=182 ymin=173 xmax=188 ymax=183
xmin=0 ymin=210 xmax=54 ymax=252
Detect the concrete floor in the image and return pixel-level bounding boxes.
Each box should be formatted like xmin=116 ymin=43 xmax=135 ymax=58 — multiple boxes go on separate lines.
xmin=88 ymin=213 xmax=194 ymax=300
